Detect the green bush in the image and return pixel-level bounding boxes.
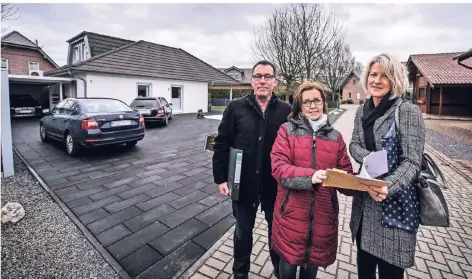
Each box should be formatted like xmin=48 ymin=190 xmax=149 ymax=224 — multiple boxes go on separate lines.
xmin=208 ymin=88 xmax=252 ymax=99
xmin=347 ymin=99 xmax=354 ymax=104
xmin=334 ymin=93 xmax=341 ymax=101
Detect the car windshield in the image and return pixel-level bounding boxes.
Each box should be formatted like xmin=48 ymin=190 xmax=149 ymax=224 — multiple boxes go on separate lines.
xmin=130 ymin=99 xmax=161 ymax=108
xmin=79 ymin=99 xmax=133 ymax=113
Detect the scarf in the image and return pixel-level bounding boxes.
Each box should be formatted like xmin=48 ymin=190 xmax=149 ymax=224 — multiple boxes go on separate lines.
xmin=361 ymin=93 xmax=396 ymax=151
xmin=306 ymin=113 xmax=328 ymax=133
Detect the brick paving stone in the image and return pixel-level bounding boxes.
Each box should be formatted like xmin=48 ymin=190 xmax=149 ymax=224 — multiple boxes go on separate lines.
xmin=119 ymin=245 xmax=162 ymax=278
xmin=104 ymin=194 xmax=150 ymax=213
xmin=124 ymin=204 xmax=176 ymax=232
xmin=206 ymin=257 xmax=226 ymax=270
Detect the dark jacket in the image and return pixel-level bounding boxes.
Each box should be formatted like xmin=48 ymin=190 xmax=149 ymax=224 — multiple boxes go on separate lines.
xmin=212 ymin=93 xmax=291 ymax=209
xmin=270 ymin=115 xmax=353 ymax=268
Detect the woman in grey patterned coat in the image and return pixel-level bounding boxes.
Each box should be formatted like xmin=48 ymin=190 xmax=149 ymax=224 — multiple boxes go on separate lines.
xmin=349 ymin=53 xmax=425 ymax=279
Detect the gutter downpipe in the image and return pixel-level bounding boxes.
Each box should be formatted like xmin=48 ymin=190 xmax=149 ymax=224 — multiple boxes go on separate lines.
xmin=68 ymin=69 xmax=87 ymax=97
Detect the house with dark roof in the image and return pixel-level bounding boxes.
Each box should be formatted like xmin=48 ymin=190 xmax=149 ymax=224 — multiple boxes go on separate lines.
xmin=45 ymin=31 xmax=239 ymax=113
xmin=216 ymin=66 xmax=252 ymax=89
xmin=406 ymin=51 xmax=472 ymax=116
xmin=339 ymin=70 xmax=366 ymax=104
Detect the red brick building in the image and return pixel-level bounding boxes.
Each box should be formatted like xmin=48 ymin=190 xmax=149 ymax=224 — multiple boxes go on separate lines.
xmin=1 ymin=31 xmax=58 ymax=75
xmin=340 ymin=71 xmax=367 ymax=104
xmin=406 ymin=50 xmax=472 ymax=117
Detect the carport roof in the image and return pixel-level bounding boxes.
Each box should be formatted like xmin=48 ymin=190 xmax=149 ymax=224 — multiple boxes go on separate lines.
xmin=9 ymin=74 xmax=73 ymax=84
xmin=45 ymin=40 xmax=240 ymax=85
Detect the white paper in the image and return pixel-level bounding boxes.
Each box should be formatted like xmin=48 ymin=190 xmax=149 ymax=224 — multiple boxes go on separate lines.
xmin=359 ymin=150 xmax=388 ymax=179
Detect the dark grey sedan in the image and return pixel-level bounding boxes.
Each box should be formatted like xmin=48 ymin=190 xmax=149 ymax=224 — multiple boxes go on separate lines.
xmin=40 ymin=98 xmax=145 ymax=156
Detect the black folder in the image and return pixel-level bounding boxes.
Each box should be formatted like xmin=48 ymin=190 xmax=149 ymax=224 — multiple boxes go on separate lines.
xmin=227 ymin=147 xmax=243 ymax=201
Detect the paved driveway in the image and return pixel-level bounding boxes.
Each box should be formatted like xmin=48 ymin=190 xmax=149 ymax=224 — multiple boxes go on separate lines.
xmin=11 ymin=114 xmax=234 ymax=279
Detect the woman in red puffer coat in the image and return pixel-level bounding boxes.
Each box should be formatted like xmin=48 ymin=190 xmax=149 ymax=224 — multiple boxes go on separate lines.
xmin=270 ymin=81 xmax=355 ymax=279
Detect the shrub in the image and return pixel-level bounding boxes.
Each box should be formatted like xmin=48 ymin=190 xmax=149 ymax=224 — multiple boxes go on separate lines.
xmin=347 ymin=99 xmax=354 ymax=104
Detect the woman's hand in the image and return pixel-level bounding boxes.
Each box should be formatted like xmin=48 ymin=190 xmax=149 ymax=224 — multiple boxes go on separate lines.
xmin=367 ymin=185 xmax=388 ymax=202
xmin=312 ymin=170 xmax=327 ymax=184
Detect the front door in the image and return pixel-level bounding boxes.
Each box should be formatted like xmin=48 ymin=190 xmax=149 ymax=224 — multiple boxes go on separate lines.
xmin=171 ymin=86 xmax=182 ymax=111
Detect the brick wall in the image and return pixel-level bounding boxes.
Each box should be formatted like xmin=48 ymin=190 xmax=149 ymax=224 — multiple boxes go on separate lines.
xmin=341 ymin=75 xmax=367 ymax=104
xmin=1 ymin=45 xmax=56 ymax=75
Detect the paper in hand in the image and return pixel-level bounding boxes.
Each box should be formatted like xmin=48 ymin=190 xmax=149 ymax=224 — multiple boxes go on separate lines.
xmin=358 ymin=150 xmax=388 ymax=179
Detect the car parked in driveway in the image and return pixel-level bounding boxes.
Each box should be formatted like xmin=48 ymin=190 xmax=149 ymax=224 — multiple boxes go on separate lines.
xmin=130 ymin=97 xmax=173 ymax=126
xmin=40 ymin=97 xmax=145 ymax=156
xmin=10 ymin=94 xmax=43 ymax=118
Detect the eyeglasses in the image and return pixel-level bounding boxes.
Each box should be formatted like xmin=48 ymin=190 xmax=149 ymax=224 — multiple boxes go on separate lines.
xmin=302 ymin=98 xmax=323 ymax=107
xmin=252 ymin=74 xmax=275 ymax=81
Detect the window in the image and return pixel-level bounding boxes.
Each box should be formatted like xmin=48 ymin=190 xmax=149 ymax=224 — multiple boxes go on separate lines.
xmin=356 ymin=92 xmax=360 ymax=100
xmin=348 ymin=92 xmax=352 ymax=99
xmin=29 ymin=62 xmax=39 ymax=71
xmin=1 ymin=58 xmax=8 ymax=69
xmin=79 ymin=99 xmax=133 ymax=113
xmin=160 ymin=98 xmax=168 ymax=106
xmin=418 ymin=87 xmax=427 ymax=100
xmin=137 ymin=84 xmax=151 ymax=97
xmin=72 ymin=43 xmax=86 ymax=63
xmin=228 ymin=72 xmax=241 ymax=80
xmin=353 ymin=79 xmax=357 ymax=85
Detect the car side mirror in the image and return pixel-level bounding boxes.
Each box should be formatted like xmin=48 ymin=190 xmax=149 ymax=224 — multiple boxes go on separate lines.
xmin=42 ymin=109 xmax=50 ymax=114
xmin=169 ymin=103 xmax=173 ymax=106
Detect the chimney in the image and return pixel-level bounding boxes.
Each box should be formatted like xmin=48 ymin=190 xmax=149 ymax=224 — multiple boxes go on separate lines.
xmin=35 ymin=39 xmax=38 ymax=45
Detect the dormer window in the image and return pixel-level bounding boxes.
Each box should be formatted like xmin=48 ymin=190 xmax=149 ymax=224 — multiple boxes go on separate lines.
xmin=228 ymin=72 xmax=241 ymax=80
xmin=72 ymin=42 xmax=87 ymax=63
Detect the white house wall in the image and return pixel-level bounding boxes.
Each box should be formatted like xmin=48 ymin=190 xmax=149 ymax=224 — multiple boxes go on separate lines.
xmin=83 ymin=73 xmax=209 ymax=113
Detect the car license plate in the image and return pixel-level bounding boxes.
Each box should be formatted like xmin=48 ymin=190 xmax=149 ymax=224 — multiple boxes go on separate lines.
xmin=139 ymin=109 xmax=151 ymax=115
xmin=20 ymin=110 xmax=32 ymax=113
xmin=111 ymin=120 xmax=132 ymax=127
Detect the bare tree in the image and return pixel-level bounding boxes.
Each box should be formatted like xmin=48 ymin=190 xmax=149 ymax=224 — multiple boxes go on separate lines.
xmin=314 ymin=36 xmax=362 ymax=101
xmin=252 ymin=4 xmax=344 ymax=95
xmin=1 ymin=3 xmax=19 ymax=34
xmin=252 ymin=6 xmax=303 ymax=94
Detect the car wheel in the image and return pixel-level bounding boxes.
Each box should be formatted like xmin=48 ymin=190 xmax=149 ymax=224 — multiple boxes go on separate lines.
xmin=168 ymin=113 xmax=172 ymax=120
xmin=40 ymin=124 xmax=49 ymax=143
xmin=65 ymin=132 xmax=79 ymax=157
xmin=126 ymin=140 xmax=138 ymax=148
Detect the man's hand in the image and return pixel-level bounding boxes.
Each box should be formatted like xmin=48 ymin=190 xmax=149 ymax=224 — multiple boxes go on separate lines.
xmin=312 ymin=170 xmax=327 ymax=184
xmin=367 ymin=185 xmax=388 ymax=202
xmin=218 ymin=182 xmax=230 ymax=196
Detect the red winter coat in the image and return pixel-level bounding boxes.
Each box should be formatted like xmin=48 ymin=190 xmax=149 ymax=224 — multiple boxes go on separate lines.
xmin=270 ymin=116 xmax=354 ymax=269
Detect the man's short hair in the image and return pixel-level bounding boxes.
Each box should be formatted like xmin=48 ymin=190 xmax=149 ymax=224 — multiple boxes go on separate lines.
xmin=252 ymin=60 xmax=277 ymax=76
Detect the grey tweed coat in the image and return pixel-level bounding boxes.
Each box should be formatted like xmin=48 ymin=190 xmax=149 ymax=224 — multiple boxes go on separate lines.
xmin=349 ymin=97 xmax=425 ymax=268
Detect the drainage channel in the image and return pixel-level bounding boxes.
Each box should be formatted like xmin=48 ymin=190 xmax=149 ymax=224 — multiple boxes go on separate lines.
xmin=425 ymin=145 xmax=472 ymax=184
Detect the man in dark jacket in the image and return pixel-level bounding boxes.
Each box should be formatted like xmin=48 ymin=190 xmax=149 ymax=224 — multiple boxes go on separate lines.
xmin=212 ymin=60 xmax=291 ymax=279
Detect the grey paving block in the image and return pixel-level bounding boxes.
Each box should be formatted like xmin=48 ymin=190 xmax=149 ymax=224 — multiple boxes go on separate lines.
xmin=104 ymin=194 xmax=150 ymax=214
xmin=65 ymin=196 xmax=93 ymax=208
xmin=87 ymin=206 xmax=143 ymax=234
xmin=159 ymin=203 xmax=209 ymax=228
xmin=196 ymin=200 xmax=233 ymax=226
xmin=176 ymin=173 xmax=209 ymax=186
xmin=198 ymin=194 xmax=227 ymax=207
xmin=96 ymin=224 xmax=132 ymax=246
xmin=120 ymin=245 xmax=162 ymax=278
xmin=150 ymin=218 xmax=209 ymax=256
xmin=154 ymin=174 xmax=187 ymax=186
xmin=60 ymin=186 xmax=107 ymax=203
xmin=118 ymin=183 xmax=157 ymax=200
xmin=107 ymin=221 xmax=169 ymax=260
xmin=193 ymin=215 xmax=236 ymax=249
xmin=169 ymin=190 xmax=209 ymax=210
xmin=42 ymin=170 xmax=82 ymax=180
xmin=124 ymin=204 xmax=176 ymax=232
xmin=55 ymin=186 xmax=81 ymax=197
xmin=138 ymin=168 xmax=167 ymax=178
xmin=128 ymin=175 xmax=163 ymax=187
xmin=136 ymin=241 xmax=205 ymax=279
xmin=172 ymin=181 xmax=209 ymax=196
xmin=103 ymin=177 xmax=140 ymax=189
xmin=136 ymin=192 xmax=181 ymax=211
xmin=47 ymin=177 xmax=70 ymax=188
xmin=145 ymin=182 xmax=185 ymax=198
xmin=89 ymin=185 xmax=132 ymax=201
xmin=201 ymin=184 xmax=219 ymax=195
xmin=78 ymin=208 xmax=110 ymax=225
xmin=72 ymin=195 xmax=122 ymax=216
xmin=182 ymin=167 xmax=208 ymax=177
xmin=74 ymin=176 xmax=117 ymax=190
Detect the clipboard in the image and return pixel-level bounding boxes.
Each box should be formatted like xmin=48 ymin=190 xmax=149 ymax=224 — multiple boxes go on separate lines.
xmin=321 ymin=169 xmax=389 ymax=191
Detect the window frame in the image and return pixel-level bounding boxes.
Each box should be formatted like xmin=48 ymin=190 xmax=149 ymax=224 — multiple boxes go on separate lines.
xmin=356 ymin=92 xmax=360 ymax=100
xmin=29 ymin=61 xmax=40 ymax=71
xmin=348 ymin=92 xmax=352 ymax=99
xmin=1 ymin=58 xmax=8 ymax=69
xmin=137 ymin=83 xmax=152 ymax=97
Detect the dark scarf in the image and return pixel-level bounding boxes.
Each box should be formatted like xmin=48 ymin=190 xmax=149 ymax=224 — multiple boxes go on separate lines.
xmin=361 ymin=93 xmax=396 ymax=151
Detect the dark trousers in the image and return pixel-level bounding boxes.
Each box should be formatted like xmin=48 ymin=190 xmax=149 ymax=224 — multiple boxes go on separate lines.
xmin=279 ymin=258 xmax=318 ymax=279
xmin=356 ymin=223 xmax=404 ymax=279
xmin=232 ymin=201 xmax=280 ymax=278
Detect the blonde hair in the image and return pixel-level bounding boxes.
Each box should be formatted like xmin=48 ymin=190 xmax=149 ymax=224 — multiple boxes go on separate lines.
xmin=360 ymin=53 xmax=409 ymax=98
xmin=288 ymin=81 xmax=328 ymax=120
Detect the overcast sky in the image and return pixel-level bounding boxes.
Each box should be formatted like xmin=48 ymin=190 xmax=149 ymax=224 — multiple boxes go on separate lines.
xmin=2 ymin=3 xmax=471 ymax=68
